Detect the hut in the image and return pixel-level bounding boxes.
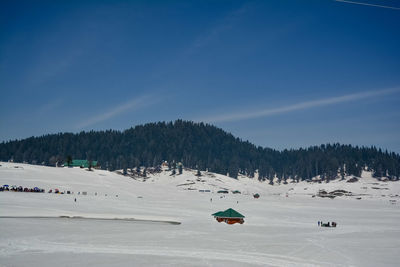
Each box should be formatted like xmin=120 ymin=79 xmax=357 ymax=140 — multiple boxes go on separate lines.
xmin=212 ymin=208 xmax=245 ymax=224
xmin=64 ymin=160 xmax=98 ymax=168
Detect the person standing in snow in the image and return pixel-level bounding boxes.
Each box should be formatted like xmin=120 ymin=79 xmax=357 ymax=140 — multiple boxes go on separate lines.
xmin=318 ymin=221 xmax=320 ymax=226
xmin=74 ymin=198 xmax=76 ymax=202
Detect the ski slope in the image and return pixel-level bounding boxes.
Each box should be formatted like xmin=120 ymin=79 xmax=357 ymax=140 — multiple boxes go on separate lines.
xmin=0 ymin=162 xmax=399 ymax=266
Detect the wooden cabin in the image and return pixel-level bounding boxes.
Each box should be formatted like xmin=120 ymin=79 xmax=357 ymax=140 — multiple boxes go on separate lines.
xmin=212 ymin=208 xmax=245 ymax=224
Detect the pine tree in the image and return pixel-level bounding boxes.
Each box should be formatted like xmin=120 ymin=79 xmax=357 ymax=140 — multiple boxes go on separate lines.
xmin=178 ymin=162 xmax=183 ymax=175
xmin=66 ymin=155 xmax=72 ymax=167
xmin=1 ymin=120 xmax=399 ymax=181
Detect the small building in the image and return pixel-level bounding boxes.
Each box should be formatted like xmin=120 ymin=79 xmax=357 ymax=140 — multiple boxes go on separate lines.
xmin=64 ymin=159 xmax=98 ymax=168
xmin=161 ymin=161 xmax=169 ymax=170
xmin=212 ymin=208 xmax=245 ymax=224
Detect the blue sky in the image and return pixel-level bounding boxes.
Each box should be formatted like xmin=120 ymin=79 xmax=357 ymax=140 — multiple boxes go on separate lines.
xmin=1 ymin=0 xmax=400 ymax=152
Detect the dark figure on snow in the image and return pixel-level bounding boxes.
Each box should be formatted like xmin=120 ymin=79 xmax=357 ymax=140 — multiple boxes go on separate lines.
xmin=74 ymin=198 xmax=76 ymax=202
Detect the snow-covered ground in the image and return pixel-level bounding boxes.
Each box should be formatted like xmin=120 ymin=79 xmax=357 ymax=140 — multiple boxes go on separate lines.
xmin=1 ymin=162 xmax=399 ymax=266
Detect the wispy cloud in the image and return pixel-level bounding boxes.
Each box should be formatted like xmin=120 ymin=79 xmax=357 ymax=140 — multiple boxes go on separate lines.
xmin=199 ymin=88 xmax=400 ymax=123
xmin=334 ymin=0 xmax=400 ymax=10
xmin=27 ymin=48 xmax=84 ymax=86
xmin=36 ymin=98 xmax=64 ymax=116
xmin=185 ymin=3 xmax=251 ymax=54
xmin=76 ymin=94 xmax=159 ymax=129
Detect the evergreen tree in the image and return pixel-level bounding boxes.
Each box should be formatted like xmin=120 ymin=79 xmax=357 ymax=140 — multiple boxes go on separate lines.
xmin=66 ymin=155 xmax=72 ymax=167
xmin=0 ymin=120 xmax=399 ymax=182
xmin=178 ymin=162 xmax=183 ymax=175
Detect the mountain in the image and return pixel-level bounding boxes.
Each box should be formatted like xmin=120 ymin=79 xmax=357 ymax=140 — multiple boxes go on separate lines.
xmin=0 ymin=120 xmax=399 ymax=181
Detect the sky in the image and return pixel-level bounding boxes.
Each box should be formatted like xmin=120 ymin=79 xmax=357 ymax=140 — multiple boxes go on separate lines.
xmin=1 ymin=0 xmax=400 ymax=152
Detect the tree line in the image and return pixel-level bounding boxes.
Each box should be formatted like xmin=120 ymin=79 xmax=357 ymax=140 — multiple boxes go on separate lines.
xmin=1 ymin=120 xmax=399 ymax=182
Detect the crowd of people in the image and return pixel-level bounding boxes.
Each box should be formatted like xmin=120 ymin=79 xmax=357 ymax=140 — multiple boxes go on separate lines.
xmin=1 ymin=184 xmax=45 ymax=193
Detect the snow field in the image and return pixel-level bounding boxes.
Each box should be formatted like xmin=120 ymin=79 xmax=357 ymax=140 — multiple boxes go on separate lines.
xmin=0 ymin=162 xmax=399 ymax=266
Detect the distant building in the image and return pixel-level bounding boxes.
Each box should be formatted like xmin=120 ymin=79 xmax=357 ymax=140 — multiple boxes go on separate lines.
xmin=212 ymin=208 xmax=245 ymax=224
xmin=161 ymin=161 xmax=168 ymax=167
xmin=64 ymin=159 xmax=98 ymax=168
xmin=161 ymin=161 xmax=169 ymax=170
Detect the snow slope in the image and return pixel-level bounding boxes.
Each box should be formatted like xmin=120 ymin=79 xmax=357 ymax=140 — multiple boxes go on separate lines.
xmin=1 ymin=162 xmax=399 ymax=266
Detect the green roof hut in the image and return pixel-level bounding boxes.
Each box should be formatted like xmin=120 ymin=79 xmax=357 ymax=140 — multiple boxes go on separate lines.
xmin=212 ymin=208 xmax=245 ymax=224
xmin=64 ymin=159 xmax=98 ymax=168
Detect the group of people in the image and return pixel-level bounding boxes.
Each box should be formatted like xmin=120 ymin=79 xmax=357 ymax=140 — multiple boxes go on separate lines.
xmin=318 ymin=221 xmax=337 ymax=227
xmin=1 ymin=185 xmax=44 ymax=193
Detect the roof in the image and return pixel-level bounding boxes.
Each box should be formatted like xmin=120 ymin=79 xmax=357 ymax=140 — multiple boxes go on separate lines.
xmin=64 ymin=160 xmax=98 ymax=168
xmin=212 ymin=208 xmax=245 ymax=218
xmin=211 ymin=211 xmax=225 ymax=217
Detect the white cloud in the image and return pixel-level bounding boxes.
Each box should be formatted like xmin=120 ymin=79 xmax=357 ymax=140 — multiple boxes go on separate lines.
xmin=334 ymin=0 xmax=400 ymax=10
xmin=36 ymin=98 xmax=64 ymax=116
xmin=76 ymin=94 xmax=159 ymax=129
xmin=200 ymin=87 xmax=400 ymax=123
xmin=185 ymin=4 xmax=251 ymax=54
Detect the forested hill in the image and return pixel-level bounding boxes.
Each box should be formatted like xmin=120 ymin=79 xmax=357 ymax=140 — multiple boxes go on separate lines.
xmin=1 ymin=120 xmax=399 ymax=182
